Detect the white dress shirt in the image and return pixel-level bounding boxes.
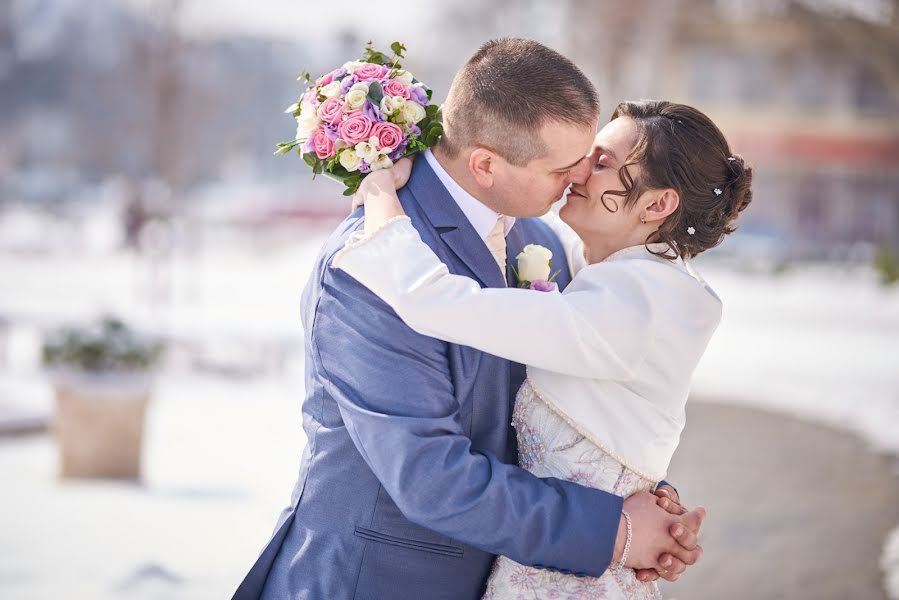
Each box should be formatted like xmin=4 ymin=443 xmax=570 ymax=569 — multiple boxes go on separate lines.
xmin=424 ymin=149 xmax=515 ymax=241
xmin=334 ymin=216 xmax=723 ymax=480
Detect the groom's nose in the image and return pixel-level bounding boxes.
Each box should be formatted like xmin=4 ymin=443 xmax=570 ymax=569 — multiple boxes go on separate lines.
xmin=568 ymin=157 xmax=591 ymax=185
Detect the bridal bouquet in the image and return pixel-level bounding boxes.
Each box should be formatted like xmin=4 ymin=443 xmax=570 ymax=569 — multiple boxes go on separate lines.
xmin=276 ymin=42 xmax=443 ymax=195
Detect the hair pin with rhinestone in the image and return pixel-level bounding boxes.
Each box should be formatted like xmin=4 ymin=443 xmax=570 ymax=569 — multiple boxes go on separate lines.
xmin=687 ymin=226 xmax=696 ymax=235
xmin=714 ymin=188 xmax=722 ymax=196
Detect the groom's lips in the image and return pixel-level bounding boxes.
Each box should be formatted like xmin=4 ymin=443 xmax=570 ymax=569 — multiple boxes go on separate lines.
xmin=567 ymin=189 xmax=585 ymax=199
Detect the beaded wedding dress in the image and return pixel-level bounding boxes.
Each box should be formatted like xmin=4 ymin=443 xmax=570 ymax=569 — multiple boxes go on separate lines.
xmin=481 ymin=380 xmax=662 ymax=600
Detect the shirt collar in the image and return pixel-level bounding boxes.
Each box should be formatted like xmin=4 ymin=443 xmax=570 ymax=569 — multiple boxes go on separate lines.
xmin=424 ymin=149 xmax=515 ymax=241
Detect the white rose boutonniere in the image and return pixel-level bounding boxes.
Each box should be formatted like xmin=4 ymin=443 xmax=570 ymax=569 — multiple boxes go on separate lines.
xmin=513 ymin=244 xmax=560 ymax=292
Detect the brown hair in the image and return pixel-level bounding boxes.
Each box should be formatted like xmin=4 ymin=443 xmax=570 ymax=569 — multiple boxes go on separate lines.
xmin=604 ymin=100 xmax=753 ymax=260
xmin=439 ymin=38 xmax=599 ymax=166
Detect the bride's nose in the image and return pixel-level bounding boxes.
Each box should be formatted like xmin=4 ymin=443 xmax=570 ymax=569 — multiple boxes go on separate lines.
xmin=567 ymin=157 xmax=592 ymax=185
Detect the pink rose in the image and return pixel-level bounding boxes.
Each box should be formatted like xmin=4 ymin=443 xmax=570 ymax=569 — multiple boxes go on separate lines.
xmin=371 ymin=122 xmax=404 ymax=151
xmin=354 ymin=62 xmax=388 ymax=81
xmin=316 ymin=67 xmax=343 ymax=87
xmin=382 ymin=79 xmax=411 ymax=99
xmin=317 ymin=97 xmax=345 ymax=127
xmin=312 ymin=128 xmax=335 ymax=159
xmin=338 ymin=113 xmax=374 ymax=146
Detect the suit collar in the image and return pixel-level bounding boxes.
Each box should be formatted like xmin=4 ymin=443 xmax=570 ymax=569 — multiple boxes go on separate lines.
xmin=406 ymin=158 xmax=508 ymax=288
xmin=423 ymin=150 xmax=515 ymax=240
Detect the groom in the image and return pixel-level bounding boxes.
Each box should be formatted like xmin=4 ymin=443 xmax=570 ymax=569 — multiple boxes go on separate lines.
xmin=234 ymin=38 xmax=704 ymax=599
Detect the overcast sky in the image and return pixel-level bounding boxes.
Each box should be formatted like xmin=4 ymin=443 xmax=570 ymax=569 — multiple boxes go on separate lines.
xmin=119 ymin=0 xmax=438 ymax=42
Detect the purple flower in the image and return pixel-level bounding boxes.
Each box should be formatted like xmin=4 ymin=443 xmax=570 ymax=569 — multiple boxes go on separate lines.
xmin=388 ymin=138 xmax=410 ymax=161
xmin=362 ymin=100 xmax=382 ymax=122
xmin=323 ymin=124 xmax=340 ymax=141
xmin=359 ymin=161 xmax=372 ymax=174
xmin=407 ymin=124 xmax=421 ymax=137
xmin=339 ymin=75 xmax=358 ymax=95
xmin=409 ymin=85 xmax=429 ymax=105
xmin=529 ymin=279 xmax=557 ymax=293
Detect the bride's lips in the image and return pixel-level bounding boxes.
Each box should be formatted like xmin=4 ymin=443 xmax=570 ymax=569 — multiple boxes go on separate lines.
xmin=567 ymin=188 xmax=586 ymax=199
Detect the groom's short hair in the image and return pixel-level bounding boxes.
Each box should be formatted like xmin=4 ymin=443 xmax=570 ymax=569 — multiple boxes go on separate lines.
xmin=439 ymin=38 xmax=599 ymax=166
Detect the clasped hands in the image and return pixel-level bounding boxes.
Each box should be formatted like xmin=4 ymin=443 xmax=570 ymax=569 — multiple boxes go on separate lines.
xmin=619 ymin=486 xmax=706 ymax=583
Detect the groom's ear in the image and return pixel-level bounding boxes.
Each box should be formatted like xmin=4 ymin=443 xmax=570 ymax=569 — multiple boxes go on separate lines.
xmin=469 ymin=148 xmax=496 ymax=189
xmin=646 ymin=189 xmax=680 ymax=221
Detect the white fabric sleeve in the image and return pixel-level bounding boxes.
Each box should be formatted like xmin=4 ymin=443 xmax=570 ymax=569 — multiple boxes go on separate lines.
xmin=333 ymin=217 xmax=653 ymax=380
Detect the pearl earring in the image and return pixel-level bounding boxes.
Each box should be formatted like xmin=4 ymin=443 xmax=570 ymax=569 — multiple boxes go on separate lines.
xmin=640 ymin=215 xmax=647 ymax=224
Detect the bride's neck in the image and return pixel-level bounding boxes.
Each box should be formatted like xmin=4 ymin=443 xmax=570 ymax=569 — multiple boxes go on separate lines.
xmin=582 ymin=241 xmax=620 ymax=265
xmin=582 ymin=233 xmax=651 ymax=264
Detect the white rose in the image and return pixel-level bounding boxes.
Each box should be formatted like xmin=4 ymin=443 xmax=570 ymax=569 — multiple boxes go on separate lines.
xmin=369 ymin=154 xmax=394 ymax=171
xmin=391 ymin=69 xmax=414 ymax=85
xmin=354 ymin=137 xmax=380 ymax=161
xmin=295 ymin=110 xmax=321 ymax=141
xmin=516 ymin=244 xmax=553 ymax=282
xmin=399 ymin=101 xmax=426 ymax=125
xmin=342 ymin=60 xmax=364 ymax=74
xmin=338 ymin=148 xmax=361 ymax=172
xmin=344 ymin=89 xmax=367 ymax=112
xmin=319 ymin=81 xmax=341 ymax=99
xmin=380 ymin=95 xmax=406 ymax=116
xmin=350 ymin=82 xmax=370 ymax=93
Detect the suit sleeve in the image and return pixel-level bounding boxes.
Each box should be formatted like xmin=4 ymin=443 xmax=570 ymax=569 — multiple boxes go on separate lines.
xmin=333 ymin=217 xmax=654 ymax=381
xmin=313 ymin=250 xmax=623 ymax=577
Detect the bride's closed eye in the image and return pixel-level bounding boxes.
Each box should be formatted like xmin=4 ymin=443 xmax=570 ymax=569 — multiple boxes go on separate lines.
xmin=593 ymin=155 xmax=612 ymax=172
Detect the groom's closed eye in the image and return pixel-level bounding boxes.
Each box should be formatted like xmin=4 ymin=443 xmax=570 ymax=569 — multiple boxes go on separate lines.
xmin=554 ymin=156 xmax=589 ymax=174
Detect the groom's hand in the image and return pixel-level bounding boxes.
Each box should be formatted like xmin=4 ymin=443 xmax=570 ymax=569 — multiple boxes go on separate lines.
xmin=616 ymin=491 xmax=705 ymax=581
xmin=634 ymin=485 xmax=691 ymax=582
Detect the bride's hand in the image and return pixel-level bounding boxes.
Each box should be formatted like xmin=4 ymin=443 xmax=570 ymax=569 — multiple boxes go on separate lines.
xmin=352 ymin=157 xmax=413 ymax=237
xmin=351 ymin=157 xmax=414 ymax=211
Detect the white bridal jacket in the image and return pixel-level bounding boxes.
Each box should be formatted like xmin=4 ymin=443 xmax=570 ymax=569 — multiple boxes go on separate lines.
xmin=333 ymin=215 xmax=722 ymax=481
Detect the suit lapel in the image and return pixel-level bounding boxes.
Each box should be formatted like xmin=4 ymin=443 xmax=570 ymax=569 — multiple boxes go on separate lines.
xmin=406 ymin=159 xmax=507 ymax=289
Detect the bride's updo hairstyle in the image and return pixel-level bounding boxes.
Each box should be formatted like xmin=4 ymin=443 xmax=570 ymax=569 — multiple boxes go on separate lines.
xmin=606 ymin=100 xmax=753 ymax=260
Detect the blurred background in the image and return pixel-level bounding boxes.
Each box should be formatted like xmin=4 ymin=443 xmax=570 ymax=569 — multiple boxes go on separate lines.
xmin=0 ymin=0 xmax=897 ymax=598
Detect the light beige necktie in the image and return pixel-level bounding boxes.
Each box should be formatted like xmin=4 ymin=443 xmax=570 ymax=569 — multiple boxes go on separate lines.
xmin=485 ymin=217 xmax=507 ymax=275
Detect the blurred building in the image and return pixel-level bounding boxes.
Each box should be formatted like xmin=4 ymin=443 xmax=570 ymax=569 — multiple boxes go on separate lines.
xmin=1 ymin=0 xmax=896 ymax=257
xmin=561 ymin=0 xmax=899 ymax=257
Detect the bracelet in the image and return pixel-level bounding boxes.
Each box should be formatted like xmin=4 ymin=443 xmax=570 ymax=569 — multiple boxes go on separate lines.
xmin=611 ymin=510 xmax=633 ymax=572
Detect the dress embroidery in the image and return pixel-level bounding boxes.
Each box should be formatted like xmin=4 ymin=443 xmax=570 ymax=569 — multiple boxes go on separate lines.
xmin=484 ymin=380 xmax=663 ymax=600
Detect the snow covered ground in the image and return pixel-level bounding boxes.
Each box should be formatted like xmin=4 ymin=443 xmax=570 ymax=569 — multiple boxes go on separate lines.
xmin=690 ymin=262 xmax=899 ymax=600
xmin=0 ymin=227 xmax=897 ymax=598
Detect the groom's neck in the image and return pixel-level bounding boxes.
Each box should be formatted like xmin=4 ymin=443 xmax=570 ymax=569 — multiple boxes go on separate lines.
xmin=431 ymin=145 xmax=498 ymax=212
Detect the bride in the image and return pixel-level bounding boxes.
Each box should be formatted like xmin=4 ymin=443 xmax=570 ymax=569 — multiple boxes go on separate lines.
xmin=333 ymin=99 xmax=752 ymax=599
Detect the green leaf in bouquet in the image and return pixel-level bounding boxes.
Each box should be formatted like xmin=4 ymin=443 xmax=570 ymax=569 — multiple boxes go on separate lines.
xmin=302 ymin=152 xmax=318 ymax=168
xmin=367 ymin=81 xmax=384 ymax=105
xmin=390 ymin=42 xmax=407 ymax=58
xmin=425 ymin=104 xmax=440 ymax=119
xmin=274 ymin=143 xmax=294 ymax=156
xmin=363 ymin=42 xmax=390 ymax=65
xmin=425 ymin=87 xmax=433 ymax=100
xmin=325 ymin=156 xmax=342 ymax=173
xmin=424 ymin=123 xmax=444 ymax=147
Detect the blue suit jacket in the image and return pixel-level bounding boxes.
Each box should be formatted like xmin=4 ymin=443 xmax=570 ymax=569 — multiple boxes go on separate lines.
xmin=233 ymin=159 xmax=624 ymax=600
